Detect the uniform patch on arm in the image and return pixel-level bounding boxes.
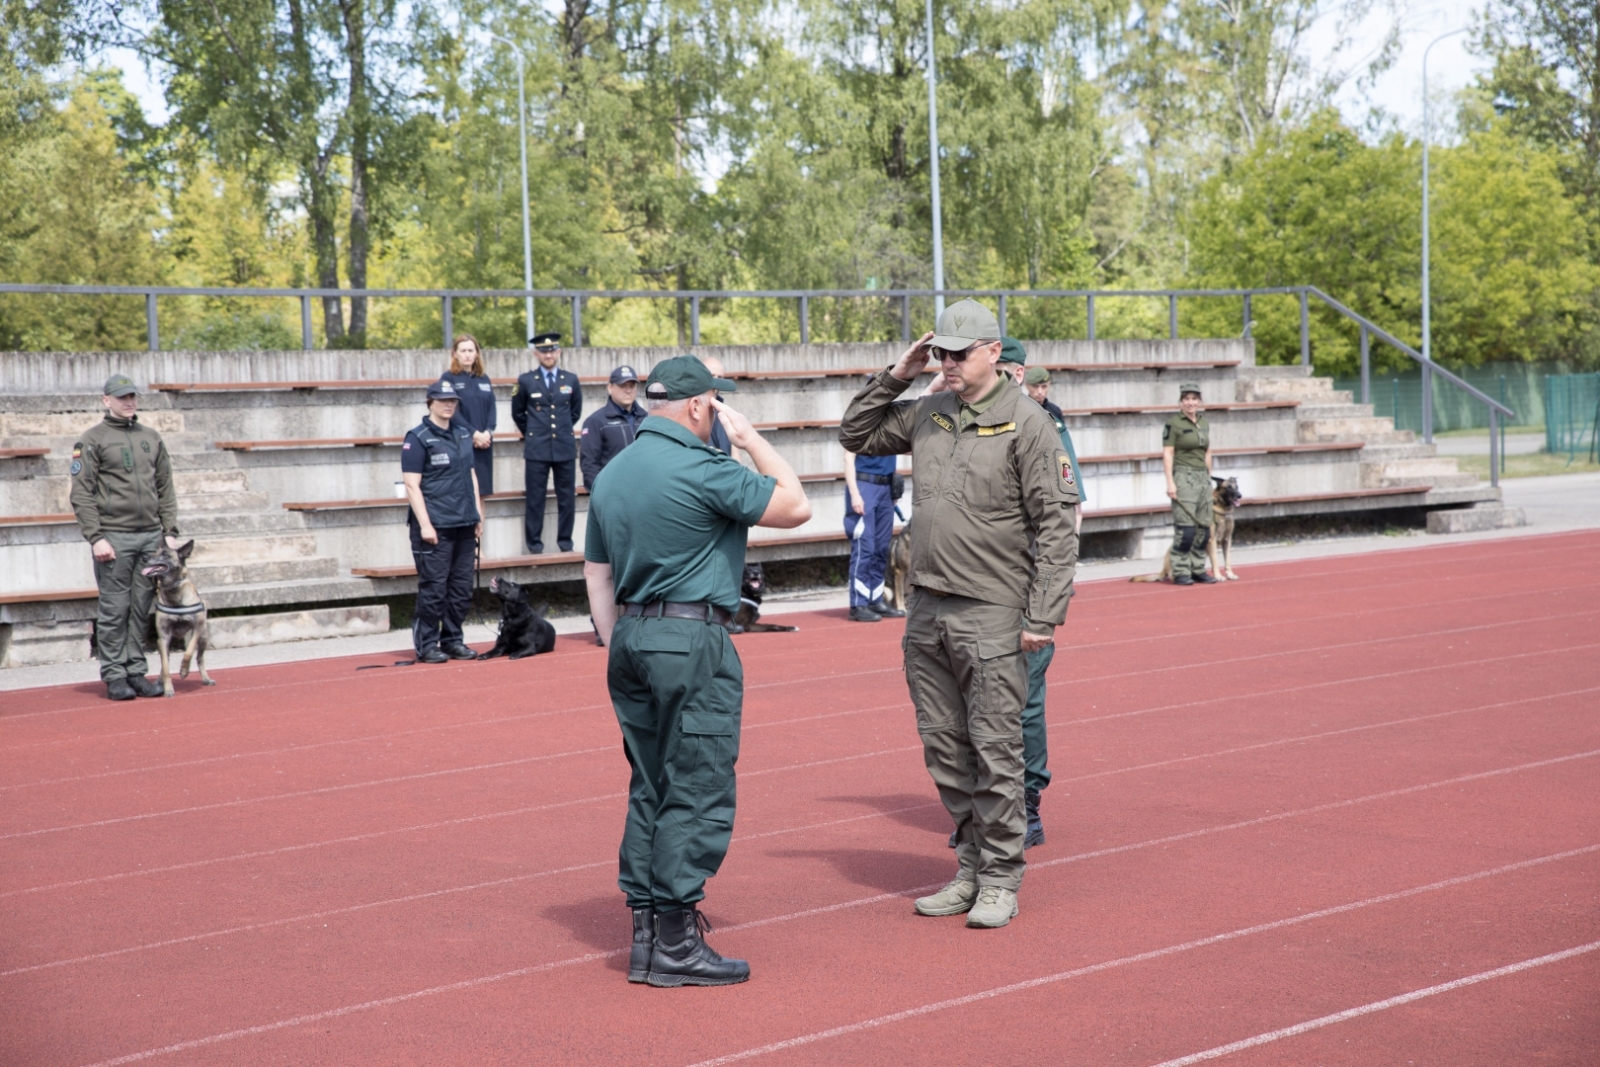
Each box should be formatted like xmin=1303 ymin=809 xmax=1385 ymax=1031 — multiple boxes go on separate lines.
xmin=70 ymin=443 xmax=82 ymax=476
xmin=1059 ymin=455 xmax=1075 ymax=487
xmin=1162 ymin=423 xmax=1172 ymax=443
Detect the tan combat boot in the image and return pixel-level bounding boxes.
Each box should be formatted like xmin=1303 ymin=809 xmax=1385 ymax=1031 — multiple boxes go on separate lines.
xmin=965 ymin=886 xmax=1018 ymax=928
xmin=914 ymin=877 xmax=977 ymax=916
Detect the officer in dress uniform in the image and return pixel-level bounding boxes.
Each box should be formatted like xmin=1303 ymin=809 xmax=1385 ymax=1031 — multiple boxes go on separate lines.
xmin=584 ymin=355 xmax=811 ymax=987
xmin=438 ymin=332 xmax=498 ymax=494
xmin=401 ymin=379 xmax=484 ymax=663
xmin=579 ymin=365 xmax=647 ymax=489
xmin=511 ymin=332 xmax=583 ymax=553
xmin=1162 ymin=383 xmax=1216 ymax=585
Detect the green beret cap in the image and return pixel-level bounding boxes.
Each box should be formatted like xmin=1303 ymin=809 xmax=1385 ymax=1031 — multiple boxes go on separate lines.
xmin=1023 ymin=366 xmax=1051 ymax=386
xmin=998 ymin=336 xmax=1027 ymax=366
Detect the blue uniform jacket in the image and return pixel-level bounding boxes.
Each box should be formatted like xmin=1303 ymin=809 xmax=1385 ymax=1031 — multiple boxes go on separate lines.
xmin=580 ymin=397 xmax=647 ymax=488
xmin=439 ymin=371 xmax=498 ymax=435
xmin=511 ymin=367 xmax=583 ymax=462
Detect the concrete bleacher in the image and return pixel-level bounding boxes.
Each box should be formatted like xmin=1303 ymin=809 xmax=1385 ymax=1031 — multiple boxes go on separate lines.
xmin=0 ymin=338 xmax=1510 ymax=667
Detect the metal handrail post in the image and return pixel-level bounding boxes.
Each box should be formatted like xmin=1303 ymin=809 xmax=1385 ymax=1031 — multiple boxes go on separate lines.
xmin=690 ymin=296 xmax=700 ymax=345
xmin=1086 ymin=294 xmax=1095 ymax=340
xmin=1422 ymin=362 xmax=1434 ymax=442
xmin=1168 ymin=294 xmax=1178 ymax=339
xmin=1359 ymin=325 xmax=1370 ymax=405
xmin=442 ymin=296 xmax=453 ymax=349
xmin=799 ymin=296 xmax=809 ymax=344
xmin=998 ymin=293 xmax=1007 ymax=336
xmin=1299 ymin=290 xmax=1310 ymax=365
xmin=1242 ymin=293 xmax=1251 ymax=338
xmin=570 ymin=296 xmax=582 ymax=348
xmin=146 ymin=293 xmax=159 ymax=352
xmin=901 ymin=294 xmax=910 ymax=343
xmin=300 ymin=295 xmax=313 ymax=350
xmin=1488 ymin=407 xmax=1499 ymax=488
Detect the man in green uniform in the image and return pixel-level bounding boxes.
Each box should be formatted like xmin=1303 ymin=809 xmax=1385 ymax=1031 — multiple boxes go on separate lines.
xmin=1162 ymin=382 xmax=1217 ymax=585
xmin=69 ymin=375 xmax=182 ymax=701
xmin=584 ymin=355 xmax=811 ymax=987
xmin=840 ymin=300 xmax=1079 ymax=929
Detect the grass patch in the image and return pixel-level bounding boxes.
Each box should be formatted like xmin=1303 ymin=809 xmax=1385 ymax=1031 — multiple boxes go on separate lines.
xmin=1455 ymin=451 xmax=1600 ymax=479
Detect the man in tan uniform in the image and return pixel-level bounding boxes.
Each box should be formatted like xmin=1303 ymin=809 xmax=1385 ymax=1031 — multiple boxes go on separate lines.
xmin=839 ymin=300 xmax=1079 ymax=928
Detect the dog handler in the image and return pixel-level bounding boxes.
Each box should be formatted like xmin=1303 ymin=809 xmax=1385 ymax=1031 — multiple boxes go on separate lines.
xmin=402 ymin=379 xmax=485 ymax=663
xmin=1163 ymin=383 xmax=1216 ymax=585
xmin=840 ymin=300 xmax=1079 ymax=929
xmin=70 ymin=374 xmax=182 ymax=701
xmin=584 ymin=356 xmax=811 ymax=986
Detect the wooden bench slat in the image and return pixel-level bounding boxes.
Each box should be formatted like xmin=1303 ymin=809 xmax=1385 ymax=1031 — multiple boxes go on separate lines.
xmin=0 ymin=448 xmax=50 ymax=459
xmin=0 ymin=513 xmax=76 ymax=526
xmin=0 ymin=587 xmax=99 ymax=605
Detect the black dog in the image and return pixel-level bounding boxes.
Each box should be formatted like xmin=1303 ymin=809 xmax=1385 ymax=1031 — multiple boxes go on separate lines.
xmin=480 ymin=576 xmax=557 ymax=659
xmin=726 ymin=563 xmax=798 ymax=634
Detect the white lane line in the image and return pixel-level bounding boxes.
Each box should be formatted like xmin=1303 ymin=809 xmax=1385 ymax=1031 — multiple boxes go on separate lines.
xmin=680 ymin=847 xmax=1600 ymax=1067
xmin=1 ymin=801 xmax=943 ymax=978
xmin=72 ymin=843 xmax=1600 ymax=1067
xmin=1143 ymin=940 xmax=1600 ymax=1067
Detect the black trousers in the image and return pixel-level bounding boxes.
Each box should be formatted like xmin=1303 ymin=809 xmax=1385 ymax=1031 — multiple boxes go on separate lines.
xmin=410 ymin=522 xmax=476 ymax=653
xmin=524 ymin=458 xmax=576 ymax=551
xmin=472 ymin=442 xmax=494 ymax=496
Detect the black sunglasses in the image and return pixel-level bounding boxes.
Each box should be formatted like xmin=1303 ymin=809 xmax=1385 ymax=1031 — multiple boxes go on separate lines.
xmin=933 ymin=344 xmax=979 ymax=363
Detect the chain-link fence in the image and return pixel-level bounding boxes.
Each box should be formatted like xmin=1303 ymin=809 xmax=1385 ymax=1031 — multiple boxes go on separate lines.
xmin=1335 ymin=361 xmax=1565 ymax=435
xmin=1545 ymin=372 xmax=1600 ymax=460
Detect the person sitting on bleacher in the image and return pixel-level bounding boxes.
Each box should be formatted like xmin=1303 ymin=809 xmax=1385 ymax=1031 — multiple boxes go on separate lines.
xmin=439 ymin=333 xmax=498 ymax=495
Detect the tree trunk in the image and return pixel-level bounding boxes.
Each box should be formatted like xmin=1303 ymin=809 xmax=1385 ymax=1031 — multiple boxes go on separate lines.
xmin=309 ymin=152 xmax=345 ymax=343
xmin=341 ymin=0 xmax=370 ymax=344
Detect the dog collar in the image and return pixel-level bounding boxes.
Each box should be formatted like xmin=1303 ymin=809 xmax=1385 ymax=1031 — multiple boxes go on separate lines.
xmin=156 ymin=602 xmax=206 ymax=615
xmin=740 ymin=596 xmax=760 ymax=610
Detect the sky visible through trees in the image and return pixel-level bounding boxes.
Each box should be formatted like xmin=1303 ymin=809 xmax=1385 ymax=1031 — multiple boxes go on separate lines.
xmin=0 ymin=0 xmax=1595 ymax=371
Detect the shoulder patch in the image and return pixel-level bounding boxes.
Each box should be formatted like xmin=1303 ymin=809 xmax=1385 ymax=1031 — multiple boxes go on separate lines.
xmin=70 ymin=459 xmax=83 ymax=476
xmin=511 ymin=383 xmax=520 ymax=396
xmin=930 ymin=412 xmax=955 ymax=433
xmin=71 ymin=443 xmax=82 ymax=458
xmin=1162 ymin=423 xmax=1172 ymax=443
xmin=1059 ymin=455 xmax=1075 ymax=486
xmin=975 ymin=421 xmax=1017 ymax=437
xmin=402 ymin=441 xmax=412 ymax=450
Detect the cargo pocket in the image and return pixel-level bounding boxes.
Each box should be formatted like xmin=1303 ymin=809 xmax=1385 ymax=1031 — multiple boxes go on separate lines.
xmin=972 ymin=632 xmax=1024 ymax=737
xmin=680 ymin=711 xmax=737 ymax=796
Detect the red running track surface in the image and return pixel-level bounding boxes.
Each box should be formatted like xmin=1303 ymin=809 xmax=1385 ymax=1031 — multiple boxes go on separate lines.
xmin=2 ymin=531 xmax=1598 ymax=1066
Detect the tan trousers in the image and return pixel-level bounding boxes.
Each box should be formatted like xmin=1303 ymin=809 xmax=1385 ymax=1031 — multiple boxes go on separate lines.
xmin=903 ymin=589 xmax=1029 ymax=891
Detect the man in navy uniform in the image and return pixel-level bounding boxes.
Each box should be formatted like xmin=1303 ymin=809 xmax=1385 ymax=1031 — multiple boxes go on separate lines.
xmin=580 ymin=364 xmax=647 ymax=489
xmin=843 ymin=447 xmax=903 ymax=623
xmin=512 ymin=331 xmax=583 ymax=553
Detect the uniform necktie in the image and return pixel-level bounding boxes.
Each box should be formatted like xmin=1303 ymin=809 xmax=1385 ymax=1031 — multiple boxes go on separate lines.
xmin=544 ymin=370 xmax=555 ymax=391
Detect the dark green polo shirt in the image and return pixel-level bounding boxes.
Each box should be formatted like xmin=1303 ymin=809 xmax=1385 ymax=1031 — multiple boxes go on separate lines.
xmin=585 ymin=416 xmax=777 ymax=611
xmin=1162 ymin=411 xmax=1210 ymax=470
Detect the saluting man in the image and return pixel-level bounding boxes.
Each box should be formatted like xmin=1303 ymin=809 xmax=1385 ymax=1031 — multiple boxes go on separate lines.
xmin=70 ymin=375 xmax=182 ymax=701
xmin=512 ymin=332 xmax=583 ymax=553
xmin=840 ymin=300 xmax=1079 ymax=929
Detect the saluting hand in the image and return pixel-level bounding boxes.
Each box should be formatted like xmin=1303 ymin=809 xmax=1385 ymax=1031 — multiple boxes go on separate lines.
xmin=890 ymin=332 xmax=936 ymax=382
xmin=708 ymin=397 xmax=760 ymax=450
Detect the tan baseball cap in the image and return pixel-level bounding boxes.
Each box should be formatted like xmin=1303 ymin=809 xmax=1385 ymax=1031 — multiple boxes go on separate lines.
xmin=929 ymin=299 xmax=1002 ymax=351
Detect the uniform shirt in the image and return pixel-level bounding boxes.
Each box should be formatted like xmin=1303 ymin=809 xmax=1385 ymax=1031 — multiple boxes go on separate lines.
xmin=585 ymin=416 xmax=776 ymax=612
xmin=854 ymin=452 xmax=897 ymax=477
xmin=708 ymin=408 xmax=734 ymax=456
xmin=401 ymin=416 xmax=480 ymax=528
xmin=1162 ymin=411 xmax=1210 ymax=470
xmin=1040 ymin=399 xmax=1086 ymax=506
xmin=69 ymin=413 xmax=178 ymax=543
xmin=840 ymin=369 xmax=1079 ymax=629
xmin=579 ymin=397 xmax=647 ymax=488
xmin=439 ymin=371 xmax=498 ymax=435
xmin=511 ymin=366 xmax=583 ymax=461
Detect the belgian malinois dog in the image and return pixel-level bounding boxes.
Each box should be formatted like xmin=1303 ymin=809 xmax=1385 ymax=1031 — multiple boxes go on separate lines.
xmin=884 ymin=519 xmax=912 ymax=612
xmin=140 ymin=539 xmax=214 ymax=696
xmin=1131 ymin=477 xmax=1243 ymax=583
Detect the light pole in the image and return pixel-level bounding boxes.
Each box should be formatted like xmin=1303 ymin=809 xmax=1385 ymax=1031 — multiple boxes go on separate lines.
xmin=924 ymin=0 xmax=946 ymax=314
xmin=491 ymin=34 xmax=536 ymax=345
xmin=1421 ymin=27 xmax=1466 ymax=443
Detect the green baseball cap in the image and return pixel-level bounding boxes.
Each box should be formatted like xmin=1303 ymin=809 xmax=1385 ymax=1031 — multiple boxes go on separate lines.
xmin=929 ymin=299 xmax=1001 ymax=352
xmin=1024 ymin=366 xmax=1051 ymax=386
xmin=103 ymin=374 xmax=137 ymax=397
xmin=644 ymin=354 xmax=738 ymax=401
xmin=1179 ymin=382 xmax=1202 ymax=398
xmin=998 ymin=336 xmax=1027 ymax=366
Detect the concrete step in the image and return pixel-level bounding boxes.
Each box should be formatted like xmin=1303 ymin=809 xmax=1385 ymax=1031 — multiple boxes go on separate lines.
xmin=189 ymin=555 xmax=340 ymax=586
xmin=1373 ymin=472 xmax=1482 ymax=489
xmin=1426 ymin=503 xmax=1527 ymax=534
xmin=189 ymin=533 xmax=320 ymax=563
xmin=1234 ymin=376 xmax=1344 ymax=403
xmin=174 ymin=469 xmax=251 ymax=495
xmin=201 ymin=574 xmax=386 ymax=611
xmin=1358 ymin=442 xmax=1439 ymax=462
xmin=1 ymin=618 xmax=94 ymax=668
xmin=207 ymin=605 xmax=390 ymax=649
xmin=179 ymin=491 xmax=270 ymax=513
xmin=1296 ymin=402 xmax=1375 ymax=420
xmin=1361 ymin=456 xmax=1472 ymax=487
xmin=175 ymin=511 xmax=307 ymax=536
xmin=1299 ymin=418 xmax=1411 ymax=442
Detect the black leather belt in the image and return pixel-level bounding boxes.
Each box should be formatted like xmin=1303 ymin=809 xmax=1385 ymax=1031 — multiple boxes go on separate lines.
xmin=856 ymin=472 xmax=894 ymax=486
xmin=621 ymin=601 xmax=733 ymax=625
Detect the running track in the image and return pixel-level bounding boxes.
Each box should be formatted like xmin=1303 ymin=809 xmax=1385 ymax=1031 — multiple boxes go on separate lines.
xmin=2 ymin=531 xmax=1597 ymax=1066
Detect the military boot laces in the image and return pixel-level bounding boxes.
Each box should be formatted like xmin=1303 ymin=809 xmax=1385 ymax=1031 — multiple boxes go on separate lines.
xmin=647 ymin=907 xmax=750 ymax=987
xmin=1023 ymin=788 xmax=1045 ymax=849
xmin=628 ymin=907 xmax=655 ymax=984
xmin=966 ymin=886 xmax=1019 ymax=928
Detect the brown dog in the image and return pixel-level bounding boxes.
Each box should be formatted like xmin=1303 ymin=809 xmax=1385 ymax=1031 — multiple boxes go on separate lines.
xmin=139 ymin=540 xmax=214 ymax=696
xmin=883 ymin=519 xmax=912 ymax=611
xmin=1130 ymin=478 xmax=1242 ymax=583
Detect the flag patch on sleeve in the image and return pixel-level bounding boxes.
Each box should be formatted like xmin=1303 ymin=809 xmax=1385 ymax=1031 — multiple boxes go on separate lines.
xmin=1059 ymin=455 xmax=1074 ymax=486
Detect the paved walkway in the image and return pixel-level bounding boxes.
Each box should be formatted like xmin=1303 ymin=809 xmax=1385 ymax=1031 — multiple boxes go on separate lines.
xmin=6 ymin=473 xmax=1599 ymax=694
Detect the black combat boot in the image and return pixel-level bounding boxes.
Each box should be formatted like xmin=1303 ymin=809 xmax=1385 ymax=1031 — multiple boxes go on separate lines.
xmin=647 ymin=907 xmax=750 ymax=987
xmin=128 ymin=675 xmax=164 ymax=698
xmin=105 ymin=678 xmax=137 ymax=701
xmin=628 ymin=907 xmax=655 ymax=983
xmin=1023 ymin=788 xmax=1045 ymax=849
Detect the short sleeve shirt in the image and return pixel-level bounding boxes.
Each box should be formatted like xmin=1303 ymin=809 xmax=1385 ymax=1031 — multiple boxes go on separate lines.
xmin=1162 ymin=412 xmax=1210 ymax=470
xmin=585 ymin=416 xmax=777 ymax=611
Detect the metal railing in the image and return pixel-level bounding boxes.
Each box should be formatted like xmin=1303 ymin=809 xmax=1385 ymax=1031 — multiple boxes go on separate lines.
xmin=0 ymin=280 xmax=1516 ymax=485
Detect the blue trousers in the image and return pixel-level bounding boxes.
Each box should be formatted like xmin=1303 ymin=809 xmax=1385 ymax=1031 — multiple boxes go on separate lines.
xmin=844 ymin=481 xmax=894 ymax=607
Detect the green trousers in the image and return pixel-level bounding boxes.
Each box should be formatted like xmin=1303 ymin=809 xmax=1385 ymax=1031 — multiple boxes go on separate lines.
xmin=607 ymin=614 xmax=744 ymax=909
xmin=904 ymin=591 xmax=1029 ymax=891
xmin=1022 ymin=644 xmax=1054 ymax=793
xmin=93 ymin=529 xmax=161 ymax=684
xmin=1168 ymin=467 xmax=1214 ymax=579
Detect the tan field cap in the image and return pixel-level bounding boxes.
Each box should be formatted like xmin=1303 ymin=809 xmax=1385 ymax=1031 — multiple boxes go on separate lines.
xmin=929 ymin=299 xmax=1002 ymax=351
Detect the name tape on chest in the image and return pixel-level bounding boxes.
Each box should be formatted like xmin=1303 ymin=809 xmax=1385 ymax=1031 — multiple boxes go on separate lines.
xmin=430 ymin=451 xmax=451 ymax=466
xmin=929 ymin=412 xmax=955 ymax=433
xmin=975 ymin=422 xmax=1016 ymax=437
xmin=479 ymin=382 xmax=492 ymax=391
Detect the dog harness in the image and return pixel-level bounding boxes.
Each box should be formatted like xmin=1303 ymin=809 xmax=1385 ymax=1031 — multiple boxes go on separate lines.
xmin=155 ymin=601 xmax=206 ymax=615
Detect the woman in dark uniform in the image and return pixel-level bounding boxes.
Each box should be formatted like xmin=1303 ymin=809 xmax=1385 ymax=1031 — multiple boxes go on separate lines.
xmin=440 ymin=333 xmax=498 ymax=494
xmin=401 ymin=380 xmax=484 ymax=662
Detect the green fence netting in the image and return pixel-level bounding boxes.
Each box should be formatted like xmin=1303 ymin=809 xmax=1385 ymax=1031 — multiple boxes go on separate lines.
xmin=1545 ymin=373 xmax=1600 ymax=460
xmin=1333 ymin=361 xmax=1564 ymax=435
